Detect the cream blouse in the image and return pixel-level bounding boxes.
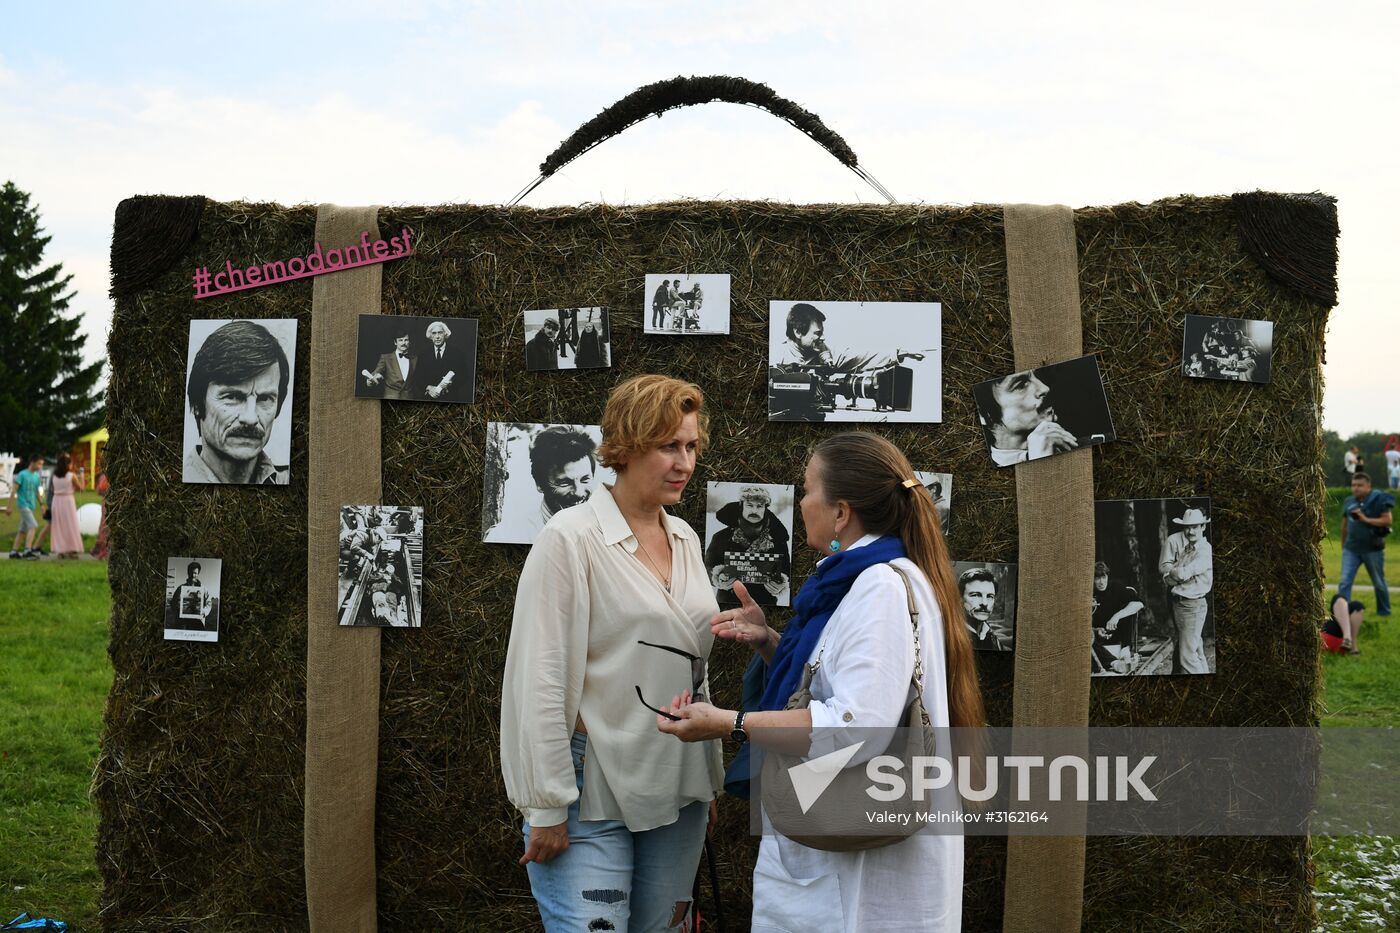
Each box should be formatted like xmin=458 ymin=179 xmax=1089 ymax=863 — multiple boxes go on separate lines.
xmin=500 ymin=484 xmax=725 ymax=831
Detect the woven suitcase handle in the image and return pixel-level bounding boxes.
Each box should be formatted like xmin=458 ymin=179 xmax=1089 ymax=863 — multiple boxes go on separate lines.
xmin=508 ymin=75 xmax=894 ymax=204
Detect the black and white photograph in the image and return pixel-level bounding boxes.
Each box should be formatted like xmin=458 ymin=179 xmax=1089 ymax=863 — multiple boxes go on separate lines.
xmin=1182 ymin=314 xmax=1273 ymax=384
xmin=164 ymin=556 xmax=222 ymax=642
xmin=914 ymin=470 xmax=952 ymax=535
xmin=767 ymin=300 xmax=942 ymax=423
xmin=644 ymin=273 xmax=731 ymax=335
xmin=971 ymin=354 xmax=1115 ymax=467
xmin=523 ymin=307 xmax=611 ymax=371
xmin=354 ymin=314 xmax=479 ymax=403
xmin=702 ymin=482 xmax=795 ymax=609
xmin=183 ymin=319 xmax=297 ymax=486
xmin=952 ymin=560 xmax=1016 ymax=652
xmin=337 ymin=505 xmax=424 ymax=627
xmin=1093 ymin=497 xmax=1214 ymax=676
xmin=481 ymin=422 xmax=616 ymax=544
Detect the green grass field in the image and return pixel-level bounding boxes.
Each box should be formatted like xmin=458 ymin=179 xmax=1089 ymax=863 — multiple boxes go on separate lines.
xmin=0 ymin=489 xmax=1394 ymax=929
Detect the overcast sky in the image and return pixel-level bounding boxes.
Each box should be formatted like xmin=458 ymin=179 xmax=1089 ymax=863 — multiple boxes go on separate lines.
xmin=3 ymin=1 xmax=1394 ymax=437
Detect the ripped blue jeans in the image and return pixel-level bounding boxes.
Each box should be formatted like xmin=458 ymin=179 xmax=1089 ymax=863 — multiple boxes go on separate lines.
xmin=524 ymin=732 xmax=709 ymax=932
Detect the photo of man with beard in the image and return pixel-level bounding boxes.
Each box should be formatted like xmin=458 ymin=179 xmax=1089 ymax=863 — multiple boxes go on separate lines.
xmin=703 ymin=483 xmax=794 ymax=608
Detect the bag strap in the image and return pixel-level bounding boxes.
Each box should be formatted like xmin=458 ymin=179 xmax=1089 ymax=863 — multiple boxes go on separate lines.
xmin=811 ymin=563 xmax=932 ymax=729
xmin=507 ymin=75 xmax=895 ymax=205
xmin=886 ymin=564 xmax=934 ymax=731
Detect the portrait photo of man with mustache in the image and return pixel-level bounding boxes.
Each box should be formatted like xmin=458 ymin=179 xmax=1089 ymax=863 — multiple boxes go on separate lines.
xmin=953 ymin=561 xmax=1017 ymax=651
xmin=182 ymin=319 xmax=296 ymax=486
xmin=972 ymin=354 xmax=1115 ymax=467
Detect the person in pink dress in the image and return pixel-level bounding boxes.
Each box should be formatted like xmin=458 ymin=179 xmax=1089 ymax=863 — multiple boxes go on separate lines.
xmin=48 ymin=453 xmax=85 ymax=558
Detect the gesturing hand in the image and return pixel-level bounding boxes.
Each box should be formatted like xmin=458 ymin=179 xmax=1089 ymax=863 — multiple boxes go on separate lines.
xmin=709 ymin=580 xmax=768 ymax=647
xmin=519 ymin=821 xmax=569 ymax=865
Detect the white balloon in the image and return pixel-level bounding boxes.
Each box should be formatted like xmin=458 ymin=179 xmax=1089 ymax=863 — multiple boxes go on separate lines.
xmin=78 ymin=502 xmax=103 ymax=537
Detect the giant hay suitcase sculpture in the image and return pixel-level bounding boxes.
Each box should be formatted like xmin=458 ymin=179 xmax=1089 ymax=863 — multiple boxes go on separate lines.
xmin=99 ymin=76 xmax=1336 ymax=931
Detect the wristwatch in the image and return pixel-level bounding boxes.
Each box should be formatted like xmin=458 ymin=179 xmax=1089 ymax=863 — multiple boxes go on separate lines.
xmin=730 ymin=710 xmax=749 ymax=744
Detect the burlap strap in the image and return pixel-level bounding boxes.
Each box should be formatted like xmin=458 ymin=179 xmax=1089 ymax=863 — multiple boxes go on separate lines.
xmin=1000 ymin=204 xmax=1094 ymax=933
xmin=305 ymin=205 xmax=383 ymax=932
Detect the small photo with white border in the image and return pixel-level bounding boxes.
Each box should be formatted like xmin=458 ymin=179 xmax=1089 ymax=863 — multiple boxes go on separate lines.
xmin=164 ymin=556 xmax=222 ymax=642
xmin=1182 ymin=314 xmax=1273 ymax=384
xmin=703 ymin=482 xmax=795 ymax=609
xmin=337 ymin=505 xmax=425 ymax=627
xmin=914 ymin=471 xmax=952 ymax=536
xmin=767 ymin=300 xmax=942 ymax=423
xmin=953 ymin=560 xmax=1016 ymax=652
xmin=644 ymin=274 xmax=731 ymax=335
xmin=524 ymin=307 xmax=612 ymax=371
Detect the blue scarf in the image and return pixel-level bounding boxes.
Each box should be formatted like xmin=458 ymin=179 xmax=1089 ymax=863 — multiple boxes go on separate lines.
xmin=723 ymin=535 xmax=906 ymax=797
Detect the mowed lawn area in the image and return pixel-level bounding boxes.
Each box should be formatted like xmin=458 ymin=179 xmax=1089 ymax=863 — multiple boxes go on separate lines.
xmin=0 ymin=489 xmax=1395 ymax=929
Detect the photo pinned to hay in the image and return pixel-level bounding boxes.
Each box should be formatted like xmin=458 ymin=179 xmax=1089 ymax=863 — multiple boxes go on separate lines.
xmin=482 ymin=422 xmax=616 ymax=544
xmin=182 ymin=319 xmax=296 ymax=486
xmin=953 ymin=560 xmax=1016 ymax=651
xmin=644 ymin=273 xmax=731 ymax=335
xmin=767 ymin=300 xmax=942 ymax=423
xmin=1094 ymin=497 xmax=1214 ymax=676
xmin=337 ymin=505 xmax=425 ymax=628
xmin=971 ymin=354 xmax=1114 ymax=467
xmin=523 ymin=307 xmax=611 ymax=371
xmin=354 ymin=314 xmax=478 ymax=403
xmin=163 ymin=556 xmax=222 ymax=642
xmin=703 ymin=482 xmax=795 ymax=609
xmin=1182 ymin=314 xmax=1274 ymax=384
xmin=914 ymin=470 xmax=952 ymax=536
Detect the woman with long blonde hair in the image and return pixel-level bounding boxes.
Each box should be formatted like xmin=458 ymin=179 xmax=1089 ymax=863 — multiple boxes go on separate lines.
xmin=658 ymin=431 xmax=983 ymax=931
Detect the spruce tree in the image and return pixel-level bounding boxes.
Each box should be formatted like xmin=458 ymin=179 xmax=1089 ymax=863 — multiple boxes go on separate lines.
xmin=0 ymin=181 xmax=103 ymax=458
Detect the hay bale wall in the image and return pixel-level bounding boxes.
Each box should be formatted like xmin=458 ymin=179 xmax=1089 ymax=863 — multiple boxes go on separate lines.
xmin=98 ymin=195 xmax=1332 ymax=931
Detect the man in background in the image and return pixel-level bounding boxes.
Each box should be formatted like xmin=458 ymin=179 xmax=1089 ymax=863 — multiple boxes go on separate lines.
xmin=526 ymin=317 xmax=561 ymax=371
xmin=1159 ymin=508 xmax=1214 ymax=673
xmin=364 ymin=329 xmax=418 ymax=399
xmin=1091 ymin=561 xmax=1144 ymax=675
xmin=1340 ymin=471 xmax=1393 ymax=617
xmin=417 ymin=320 xmax=459 ymax=401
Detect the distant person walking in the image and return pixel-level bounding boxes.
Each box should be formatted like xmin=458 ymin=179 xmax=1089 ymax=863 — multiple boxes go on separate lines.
xmin=1385 ymin=439 xmax=1400 ymax=490
xmin=8 ymin=454 xmax=44 ymax=559
xmin=1343 ymin=445 xmax=1359 ymax=479
xmin=1339 ymin=472 xmax=1393 ymax=617
xmin=48 ymin=453 xmax=85 ymax=558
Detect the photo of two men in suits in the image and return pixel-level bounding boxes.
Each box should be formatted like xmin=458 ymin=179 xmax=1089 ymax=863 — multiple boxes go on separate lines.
xmin=355 ymin=314 xmax=479 ymax=404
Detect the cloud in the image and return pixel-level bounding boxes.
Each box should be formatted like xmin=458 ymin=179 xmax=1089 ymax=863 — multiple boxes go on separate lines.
xmin=2 ymin=4 xmax=1397 ymax=435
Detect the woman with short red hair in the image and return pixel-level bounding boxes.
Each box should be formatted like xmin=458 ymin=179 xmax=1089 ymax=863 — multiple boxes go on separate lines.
xmin=501 ymin=374 xmax=725 ymax=932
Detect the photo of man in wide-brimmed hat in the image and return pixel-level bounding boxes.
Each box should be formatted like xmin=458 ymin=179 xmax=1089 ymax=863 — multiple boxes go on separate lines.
xmin=1158 ymin=506 xmax=1214 ymax=674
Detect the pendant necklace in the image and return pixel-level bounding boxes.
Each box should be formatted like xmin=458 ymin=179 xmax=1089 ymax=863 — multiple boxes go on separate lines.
xmin=636 ymin=535 xmax=672 ymax=593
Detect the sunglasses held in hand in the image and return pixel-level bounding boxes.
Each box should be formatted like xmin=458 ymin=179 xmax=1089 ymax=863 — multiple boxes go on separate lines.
xmin=634 ymin=640 xmax=706 ymax=721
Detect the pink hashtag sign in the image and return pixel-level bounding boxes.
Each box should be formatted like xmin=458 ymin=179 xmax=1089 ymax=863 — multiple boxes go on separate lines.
xmin=192 ymin=228 xmax=412 ymax=298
